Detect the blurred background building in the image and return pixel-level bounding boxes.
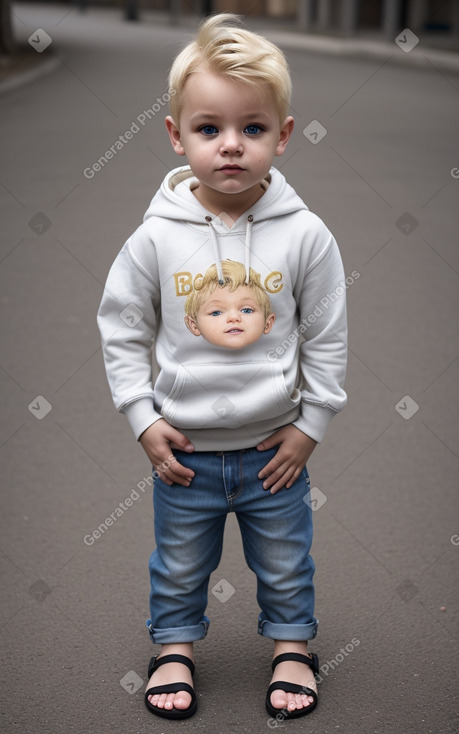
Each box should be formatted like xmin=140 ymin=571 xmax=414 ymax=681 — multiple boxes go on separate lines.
xmin=12 ymin=0 xmax=459 ymax=40
xmin=2 ymin=0 xmax=458 ymax=55
xmin=86 ymin=0 xmax=459 ymax=41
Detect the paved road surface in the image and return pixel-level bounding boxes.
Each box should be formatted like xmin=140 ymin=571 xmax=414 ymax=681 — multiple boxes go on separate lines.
xmin=1 ymin=4 xmax=458 ymax=733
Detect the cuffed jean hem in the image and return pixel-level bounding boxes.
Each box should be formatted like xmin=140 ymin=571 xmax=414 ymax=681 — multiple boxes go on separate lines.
xmin=258 ymin=615 xmax=319 ymax=641
xmin=146 ymin=616 xmax=210 ymax=644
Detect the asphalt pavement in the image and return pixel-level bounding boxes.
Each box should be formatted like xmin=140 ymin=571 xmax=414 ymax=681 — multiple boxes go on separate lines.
xmin=1 ymin=4 xmax=458 ymax=733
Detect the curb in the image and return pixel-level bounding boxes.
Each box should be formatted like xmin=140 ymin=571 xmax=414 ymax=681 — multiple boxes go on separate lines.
xmin=0 ymin=54 xmax=60 ymax=96
xmin=261 ymin=29 xmax=459 ymax=72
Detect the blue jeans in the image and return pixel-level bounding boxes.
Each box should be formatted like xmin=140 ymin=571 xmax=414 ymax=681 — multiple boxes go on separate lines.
xmin=146 ymin=447 xmax=318 ymax=644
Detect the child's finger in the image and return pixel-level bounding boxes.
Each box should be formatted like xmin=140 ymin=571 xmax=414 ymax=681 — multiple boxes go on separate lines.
xmin=256 ymin=431 xmax=282 ymax=451
xmin=267 ymin=466 xmax=297 ymax=494
xmin=258 ymin=457 xmax=277 ymax=480
xmin=169 ymin=461 xmax=195 ymax=483
xmin=260 ymin=456 xmax=289 ymax=487
xmin=153 ymin=467 xmax=190 ymax=486
xmin=258 ymin=449 xmax=288 ymax=480
xmin=260 ymin=450 xmax=301 ymax=489
xmin=154 ymin=454 xmax=195 ymax=485
xmin=163 ymin=471 xmax=192 ymax=487
xmin=285 ymin=465 xmax=303 ymax=489
xmin=164 ymin=424 xmax=195 ymax=452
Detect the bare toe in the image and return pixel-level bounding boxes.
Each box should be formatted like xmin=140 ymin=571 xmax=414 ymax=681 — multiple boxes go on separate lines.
xmin=173 ymin=691 xmax=192 ymax=709
xmin=270 ymin=688 xmax=288 ymax=709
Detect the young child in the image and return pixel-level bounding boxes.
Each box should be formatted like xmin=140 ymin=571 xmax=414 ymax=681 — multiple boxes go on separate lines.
xmin=97 ymin=13 xmax=347 ymax=722
xmin=183 ymin=259 xmax=275 ymax=348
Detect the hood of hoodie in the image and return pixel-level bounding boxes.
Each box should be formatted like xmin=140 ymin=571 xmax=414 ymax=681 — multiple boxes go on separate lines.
xmin=144 ymin=165 xmax=308 ymax=225
xmin=143 ymin=165 xmax=309 ymax=285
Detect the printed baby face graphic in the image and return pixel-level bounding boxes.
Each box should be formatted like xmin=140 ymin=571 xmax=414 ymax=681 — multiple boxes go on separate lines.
xmin=184 ymin=261 xmax=275 ymax=349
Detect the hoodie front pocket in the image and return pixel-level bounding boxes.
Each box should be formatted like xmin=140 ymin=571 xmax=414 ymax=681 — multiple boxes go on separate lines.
xmin=161 ymin=361 xmax=301 ymax=429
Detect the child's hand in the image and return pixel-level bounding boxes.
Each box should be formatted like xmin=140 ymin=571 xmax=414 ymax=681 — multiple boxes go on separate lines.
xmin=139 ymin=419 xmax=195 ymax=487
xmin=257 ymin=425 xmax=317 ymax=494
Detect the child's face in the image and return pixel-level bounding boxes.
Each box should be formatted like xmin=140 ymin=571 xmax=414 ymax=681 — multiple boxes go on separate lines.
xmin=166 ymin=69 xmax=293 ymax=213
xmin=185 ymin=285 xmax=275 ymax=349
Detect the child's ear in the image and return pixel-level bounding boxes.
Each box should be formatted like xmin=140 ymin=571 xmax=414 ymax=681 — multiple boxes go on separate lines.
xmin=166 ymin=116 xmax=185 ymax=156
xmin=184 ymin=314 xmax=201 ymax=336
xmin=264 ymin=313 xmax=275 ymax=334
xmin=275 ymin=116 xmax=294 ymax=156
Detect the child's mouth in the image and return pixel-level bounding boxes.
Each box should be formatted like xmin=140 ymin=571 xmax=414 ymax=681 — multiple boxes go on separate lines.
xmin=219 ymin=165 xmax=244 ymax=174
xmin=226 ymin=328 xmax=243 ymax=333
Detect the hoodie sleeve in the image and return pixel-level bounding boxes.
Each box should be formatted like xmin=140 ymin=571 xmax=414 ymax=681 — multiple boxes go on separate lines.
xmin=97 ymin=230 xmax=162 ymax=439
xmin=292 ymin=223 xmax=348 ymax=443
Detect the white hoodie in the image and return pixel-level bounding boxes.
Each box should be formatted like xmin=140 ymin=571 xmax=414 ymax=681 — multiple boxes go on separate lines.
xmin=97 ymin=165 xmax=347 ymax=450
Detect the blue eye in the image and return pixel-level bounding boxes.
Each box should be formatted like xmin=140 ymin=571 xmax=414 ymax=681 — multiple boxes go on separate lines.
xmin=241 ymin=307 xmax=254 ymax=314
xmin=200 ymin=125 xmax=218 ymax=136
xmin=244 ymin=124 xmax=262 ymax=135
xmin=210 ymin=310 xmax=222 ymax=316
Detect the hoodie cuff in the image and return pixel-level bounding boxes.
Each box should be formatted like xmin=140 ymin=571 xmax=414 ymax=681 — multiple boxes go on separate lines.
xmin=293 ymin=403 xmax=338 ymax=444
xmin=121 ymin=398 xmax=162 ymax=440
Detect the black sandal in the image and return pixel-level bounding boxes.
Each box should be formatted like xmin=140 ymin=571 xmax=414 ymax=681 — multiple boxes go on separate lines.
xmin=265 ymin=652 xmax=319 ymax=719
xmin=144 ymin=653 xmax=198 ymax=720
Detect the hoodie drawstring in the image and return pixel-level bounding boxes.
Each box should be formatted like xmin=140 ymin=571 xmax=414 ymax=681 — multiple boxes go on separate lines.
xmin=244 ymin=215 xmax=253 ymax=285
xmin=205 ymin=216 xmax=224 ymax=284
xmin=206 ymin=214 xmax=254 ymax=285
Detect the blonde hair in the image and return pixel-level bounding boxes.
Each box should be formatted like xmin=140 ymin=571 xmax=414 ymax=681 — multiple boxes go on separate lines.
xmin=169 ymin=13 xmax=291 ymax=125
xmin=185 ymin=260 xmax=272 ymax=320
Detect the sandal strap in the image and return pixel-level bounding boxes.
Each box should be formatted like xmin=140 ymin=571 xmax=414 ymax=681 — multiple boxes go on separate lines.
xmin=148 ymin=654 xmax=195 ymax=678
xmin=145 ymin=681 xmax=198 ymax=720
xmin=271 ymin=652 xmax=319 ymax=676
xmin=145 ymin=681 xmax=195 ymax=698
xmin=266 ymin=680 xmax=318 ymax=702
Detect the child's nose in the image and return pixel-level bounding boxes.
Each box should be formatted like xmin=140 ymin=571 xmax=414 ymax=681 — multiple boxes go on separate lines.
xmin=227 ymin=310 xmax=241 ymax=321
xmin=220 ymin=131 xmax=243 ymax=155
